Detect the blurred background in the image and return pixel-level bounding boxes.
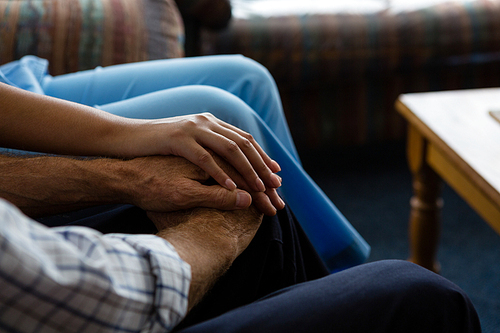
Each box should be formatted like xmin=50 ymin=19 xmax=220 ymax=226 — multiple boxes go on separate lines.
xmin=2 ymin=0 xmax=499 ymax=331
xmin=199 ymin=2 xmax=500 ymax=329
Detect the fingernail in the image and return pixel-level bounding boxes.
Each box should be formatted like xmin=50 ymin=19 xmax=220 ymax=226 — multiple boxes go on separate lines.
xmin=271 ymin=174 xmax=282 ymax=188
xmin=236 ymin=192 xmax=251 ymax=208
xmin=256 ymin=178 xmax=266 ymax=192
xmin=272 ymin=160 xmax=281 ymax=172
xmin=225 ymin=179 xmax=237 ymax=191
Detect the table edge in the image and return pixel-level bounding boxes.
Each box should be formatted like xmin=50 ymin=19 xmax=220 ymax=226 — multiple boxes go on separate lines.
xmin=395 ymin=96 xmax=500 ymax=207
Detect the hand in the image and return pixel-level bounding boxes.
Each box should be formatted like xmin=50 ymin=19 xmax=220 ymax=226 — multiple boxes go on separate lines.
xmin=150 ymin=205 xmax=263 ymax=258
xmin=121 ymin=155 xmax=251 ymax=213
xmin=121 ymin=154 xmax=284 ymax=216
xmin=0 ymin=85 xmax=281 ymax=194
xmin=132 ymin=113 xmax=282 ymax=193
xmin=209 ymin=152 xmax=285 ymax=216
xmin=151 ymin=205 xmax=264 ymax=310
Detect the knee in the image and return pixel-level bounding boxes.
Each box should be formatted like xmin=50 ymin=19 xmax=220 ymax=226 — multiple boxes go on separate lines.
xmin=221 ymin=55 xmax=279 ymax=94
xmin=373 ymin=260 xmax=481 ymax=332
xmin=183 ymin=85 xmax=261 ymax=130
xmin=228 ymin=55 xmax=275 ymax=82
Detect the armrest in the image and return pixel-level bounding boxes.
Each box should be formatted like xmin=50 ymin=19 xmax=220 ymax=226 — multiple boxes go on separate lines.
xmin=0 ymin=0 xmax=185 ymax=74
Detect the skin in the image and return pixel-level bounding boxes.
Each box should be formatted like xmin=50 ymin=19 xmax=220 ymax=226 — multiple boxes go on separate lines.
xmin=0 ymin=153 xmax=282 ymax=217
xmin=148 ymin=155 xmax=272 ymax=311
xmin=0 ymin=151 xmax=270 ymax=312
xmin=0 ymin=82 xmax=282 ymax=203
xmin=153 ymin=206 xmax=264 ymax=311
xmin=149 ymin=155 xmax=266 ymax=310
xmin=0 ymin=81 xmax=285 ymax=310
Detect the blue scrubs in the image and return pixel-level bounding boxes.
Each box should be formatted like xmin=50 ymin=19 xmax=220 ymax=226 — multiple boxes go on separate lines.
xmin=0 ymin=55 xmax=370 ymax=271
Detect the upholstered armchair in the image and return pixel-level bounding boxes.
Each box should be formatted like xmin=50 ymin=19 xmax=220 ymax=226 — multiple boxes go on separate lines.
xmin=0 ymin=0 xmax=231 ymax=75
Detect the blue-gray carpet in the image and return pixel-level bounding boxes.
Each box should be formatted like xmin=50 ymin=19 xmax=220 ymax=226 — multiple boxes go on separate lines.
xmin=301 ymin=142 xmax=500 ymax=333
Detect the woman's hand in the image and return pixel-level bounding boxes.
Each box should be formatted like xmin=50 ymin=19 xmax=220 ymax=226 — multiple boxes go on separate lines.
xmin=130 ymin=113 xmax=282 ymax=194
xmin=0 ymin=83 xmax=282 ymax=199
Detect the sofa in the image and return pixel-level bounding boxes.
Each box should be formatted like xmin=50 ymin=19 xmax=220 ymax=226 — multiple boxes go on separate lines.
xmin=0 ymin=0 xmax=231 ymax=75
xmin=200 ymin=0 xmax=500 ymax=151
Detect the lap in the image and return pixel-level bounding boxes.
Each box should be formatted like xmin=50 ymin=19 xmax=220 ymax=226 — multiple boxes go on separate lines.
xmin=41 ymin=55 xmax=270 ymax=107
xmin=37 ymin=203 xmax=330 ymax=326
xmin=177 ymin=260 xmax=481 ymax=333
xmin=37 ymin=207 xmax=480 ymax=333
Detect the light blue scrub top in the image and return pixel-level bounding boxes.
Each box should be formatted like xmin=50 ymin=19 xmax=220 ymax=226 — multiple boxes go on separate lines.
xmin=0 ymin=56 xmax=49 ymax=94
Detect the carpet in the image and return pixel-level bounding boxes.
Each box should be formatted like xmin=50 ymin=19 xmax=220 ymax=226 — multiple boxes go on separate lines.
xmin=301 ymin=142 xmax=500 ymax=333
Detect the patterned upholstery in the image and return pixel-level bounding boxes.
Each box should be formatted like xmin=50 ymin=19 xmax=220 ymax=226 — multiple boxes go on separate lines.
xmin=202 ymin=0 xmax=500 ymax=148
xmin=0 ymin=0 xmax=185 ymax=75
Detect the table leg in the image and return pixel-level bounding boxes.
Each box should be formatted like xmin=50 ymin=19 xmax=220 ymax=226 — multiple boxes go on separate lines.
xmin=406 ymin=126 xmax=443 ymax=273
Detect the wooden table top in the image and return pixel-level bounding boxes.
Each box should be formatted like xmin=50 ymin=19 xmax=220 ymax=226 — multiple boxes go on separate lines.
xmin=396 ymin=88 xmax=500 ymax=207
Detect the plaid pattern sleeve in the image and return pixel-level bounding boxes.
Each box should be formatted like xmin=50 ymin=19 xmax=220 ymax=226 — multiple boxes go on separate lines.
xmin=0 ymin=199 xmax=191 ymax=333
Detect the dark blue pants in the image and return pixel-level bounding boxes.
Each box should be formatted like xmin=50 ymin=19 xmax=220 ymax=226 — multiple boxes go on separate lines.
xmin=178 ymin=260 xmax=480 ymax=333
xmin=38 ymin=205 xmax=481 ymax=333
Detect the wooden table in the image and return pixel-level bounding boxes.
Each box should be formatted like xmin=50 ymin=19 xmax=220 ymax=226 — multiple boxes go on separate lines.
xmin=395 ymin=88 xmax=500 ymax=273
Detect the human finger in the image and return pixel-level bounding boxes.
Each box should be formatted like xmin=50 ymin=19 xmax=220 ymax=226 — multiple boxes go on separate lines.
xmin=187 ymin=112 xmax=280 ymax=186
xmin=176 ymin=140 xmax=238 ymax=191
xmin=207 ymin=125 xmax=282 ymax=190
xmin=214 ymin=118 xmax=281 ymax=173
xmin=209 ymin=152 xmax=281 ymax=215
xmin=191 ymin=180 xmax=276 ymax=215
xmin=182 ymin=178 xmax=277 ymax=215
xmin=198 ymin=131 xmax=267 ymax=192
xmin=249 ymin=191 xmax=278 ymax=216
xmin=171 ymin=113 xmax=280 ymax=191
xmin=265 ymin=188 xmax=285 ymax=211
xmin=186 ymin=183 xmax=253 ymax=211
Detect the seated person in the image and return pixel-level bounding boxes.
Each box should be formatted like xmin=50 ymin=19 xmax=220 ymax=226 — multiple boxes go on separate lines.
xmin=0 ymin=55 xmax=481 ymax=332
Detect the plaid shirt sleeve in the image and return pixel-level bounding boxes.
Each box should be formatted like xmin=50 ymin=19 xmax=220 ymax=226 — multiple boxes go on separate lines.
xmin=0 ymin=199 xmax=191 ymax=333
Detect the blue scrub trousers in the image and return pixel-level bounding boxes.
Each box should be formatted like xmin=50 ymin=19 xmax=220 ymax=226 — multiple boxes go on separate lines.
xmin=40 ymin=55 xmax=369 ymax=271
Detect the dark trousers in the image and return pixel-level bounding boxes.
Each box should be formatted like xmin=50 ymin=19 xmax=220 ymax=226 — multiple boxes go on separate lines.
xmin=38 ymin=205 xmax=481 ymax=333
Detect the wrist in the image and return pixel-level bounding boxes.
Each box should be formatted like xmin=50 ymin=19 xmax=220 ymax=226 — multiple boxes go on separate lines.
xmin=104 ymin=120 xmax=161 ymax=158
xmin=156 ymin=211 xmax=239 ymax=268
xmin=157 ymin=221 xmax=238 ymax=310
xmin=100 ymin=158 xmax=143 ymax=206
xmin=50 ymin=157 xmax=131 ymax=207
xmin=105 ymin=156 xmax=172 ymax=211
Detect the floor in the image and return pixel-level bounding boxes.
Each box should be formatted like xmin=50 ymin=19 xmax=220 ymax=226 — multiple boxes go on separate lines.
xmin=301 ymin=142 xmax=500 ymax=333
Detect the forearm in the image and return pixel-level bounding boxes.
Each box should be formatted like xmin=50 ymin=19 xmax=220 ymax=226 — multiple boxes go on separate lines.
xmin=0 ymin=199 xmax=191 ymax=331
xmin=0 ymin=82 xmax=146 ymax=157
xmin=0 ymin=154 xmax=132 ymax=217
xmin=0 ymin=83 xmax=284 ymax=208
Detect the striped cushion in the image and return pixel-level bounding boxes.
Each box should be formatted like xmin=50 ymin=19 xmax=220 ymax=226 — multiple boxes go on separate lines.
xmin=203 ymin=1 xmax=500 ymax=86
xmin=202 ymin=0 xmax=500 ymax=148
xmin=0 ymin=0 xmax=184 ymax=75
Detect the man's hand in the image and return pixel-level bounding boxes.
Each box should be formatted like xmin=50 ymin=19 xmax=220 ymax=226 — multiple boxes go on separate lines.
xmin=147 ymin=151 xmax=275 ymax=310
xmin=118 ymin=155 xmax=253 ymax=212
xmin=0 ymin=153 xmax=283 ymax=217
xmin=121 ymin=154 xmax=284 ymax=216
xmin=0 ymin=83 xmax=282 ymax=197
xmin=150 ymin=204 xmax=264 ymax=311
